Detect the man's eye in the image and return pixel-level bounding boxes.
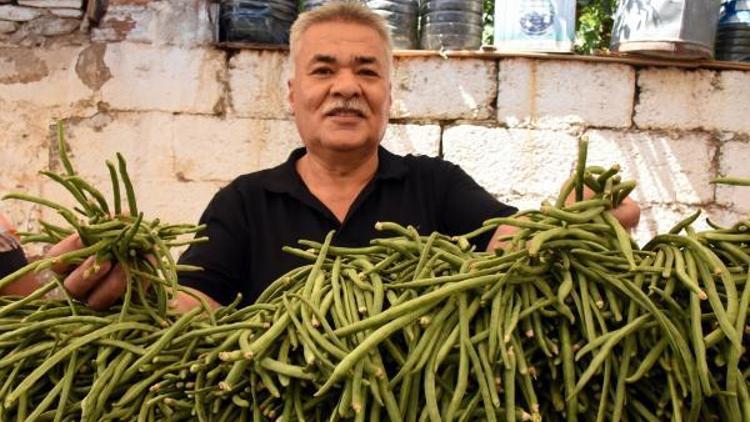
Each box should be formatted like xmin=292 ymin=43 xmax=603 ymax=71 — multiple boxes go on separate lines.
xmin=312 ymin=68 xmax=333 ymax=75
xmin=359 ymin=69 xmax=379 ymax=76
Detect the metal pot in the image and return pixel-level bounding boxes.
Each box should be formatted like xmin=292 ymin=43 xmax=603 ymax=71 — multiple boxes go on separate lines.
xmin=420 ymin=0 xmax=483 ymax=50
xmin=611 ymin=0 xmax=722 ymax=59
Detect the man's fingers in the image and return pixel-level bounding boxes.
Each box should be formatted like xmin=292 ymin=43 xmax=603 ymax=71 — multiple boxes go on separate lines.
xmin=564 ymin=185 xmax=596 ymax=206
xmin=63 ymin=255 xmax=112 ymax=300
xmin=609 ymin=196 xmax=641 ymax=231
xmin=49 ymin=233 xmax=85 ymax=274
xmin=85 ymin=264 xmax=127 ymax=311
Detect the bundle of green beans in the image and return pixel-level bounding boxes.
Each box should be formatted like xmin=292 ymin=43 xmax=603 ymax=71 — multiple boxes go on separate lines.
xmin=125 ymin=140 xmax=748 ymax=421
xmin=0 ymin=123 xmax=213 ymax=421
xmin=0 ymin=133 xmax=748 ymax=421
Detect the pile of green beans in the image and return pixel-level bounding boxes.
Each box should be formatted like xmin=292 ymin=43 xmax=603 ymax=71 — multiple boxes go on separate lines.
xmin=0 ymin=122 xmax=207 ymax=319
xmin=0 ymin=123 xmax=211 ymax=420
xmin=0 ymin=135 xmax=748 ymax=421
xmin=111 ymin=140 xmax=748 ymax=421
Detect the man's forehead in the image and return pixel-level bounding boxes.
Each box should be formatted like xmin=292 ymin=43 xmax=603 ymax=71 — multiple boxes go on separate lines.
xmin=297 ymin=21 xmax=388 ymax=59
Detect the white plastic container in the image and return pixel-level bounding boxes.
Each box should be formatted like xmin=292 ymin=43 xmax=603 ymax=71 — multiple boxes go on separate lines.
xmin=493 ymin=0 xmax=576 ymax=52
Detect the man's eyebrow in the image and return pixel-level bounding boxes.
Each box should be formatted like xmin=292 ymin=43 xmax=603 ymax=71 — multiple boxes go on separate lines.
xmin=308 ymin=55 xmax=379 ymax=66
xmin=353 ymin=56 xmax=378 ymax=65
xmin=310 ymin=54 xmax=337 ymax=65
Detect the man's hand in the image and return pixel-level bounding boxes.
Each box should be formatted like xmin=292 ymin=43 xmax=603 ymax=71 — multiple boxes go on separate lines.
xmin=606 ymin=196 xmax=640 ymax=231
xmin=486 ymin=189 xmax=641 ymax=253
xmin=49 ymin=234 xmax=125 ymax=310
xmin=46 ymin=234 xmax=220 ymax=312
xmin=566 ymin=186 xmax=641 ymax=231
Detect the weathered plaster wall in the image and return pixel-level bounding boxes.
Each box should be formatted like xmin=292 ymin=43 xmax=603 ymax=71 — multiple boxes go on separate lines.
xmin=1 ymin=0 xmax=748 ymax=247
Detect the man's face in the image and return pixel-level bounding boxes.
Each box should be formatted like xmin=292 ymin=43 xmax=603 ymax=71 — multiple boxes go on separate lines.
xmin=288 ymin=21 xmax=391 ymax=157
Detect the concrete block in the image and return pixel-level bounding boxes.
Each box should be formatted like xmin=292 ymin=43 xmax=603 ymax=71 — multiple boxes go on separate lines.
xmin=442 ymin=125 xmax=580 ymax=203
xmin=497 ymin=58 xmax=635 ymax=129
xmin=174 ymin=117 xmax=302 ymax=181
xmin=32 ymin=16 xmax=81 ymax=36
xmin=635 ymin=68 xmax=750 ymax=134
xmin=0 ymin=103 xmax=53 ymax=194
xmin=101 ymin=43 xmax=224 ymax=114
xmin=632 ymin=203 xmax=706 ymax=246
xmin=18 ymin=0 xmax=83 ymax=8
xmin=716 ymin=140 xmax=750 ymax=213
xmin=0 ymin=5 xmax=43 ymax=21
xmin=0 ymin=46 xmax=93 ymax=108
xmin=36 ymin=177 xmax=222 ymax=233
xmin=0 ymin=21 xmax=17 ymax=33
xmin=63 ymin=112 xmax=176 ymax=182
xmin=49 ymin=8 xmax=84 ymax=18
xmin=702 ymin=205 xmax=749 ymax=229
xmin=92 ymin=0 xmax=214 ymax=46
xmin=134 ymin=179 xmax=224 ymax=226
xmin=144 ymin=0 xmax=215 ymax=46
xmin=381 ymin=124 xmax=441 ymax=157
xmin=391 ymin=57 xmax=496 ymax=120
xmin=256 ymin=120 xmax=304 ymax=168
xmin=90 ymin=4 xmax=150 ymax=43
xmin=228 ymin=50 xmax=291 ymax=119
xmin=584 ymin=130 xmax=715 ymax=205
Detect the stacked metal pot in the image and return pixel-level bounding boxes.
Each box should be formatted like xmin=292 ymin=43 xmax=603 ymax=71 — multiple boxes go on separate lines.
xmin=366 ymin=0 xmax=419 ymax=49
xmin=716 ymin=0 xmax=750 ymax=62
xmin=420 ymin=0 xmax=484 ymax=50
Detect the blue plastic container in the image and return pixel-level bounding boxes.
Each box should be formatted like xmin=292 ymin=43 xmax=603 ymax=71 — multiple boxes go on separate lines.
xmin=220 ymin=0 xmax=298 ymax=44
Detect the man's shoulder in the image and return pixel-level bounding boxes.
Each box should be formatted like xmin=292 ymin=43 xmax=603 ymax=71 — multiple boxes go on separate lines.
xmin=225 ymin=161 xmax=290 ymax=194
xmin=388 ymin=151 xmax=462 ymax=179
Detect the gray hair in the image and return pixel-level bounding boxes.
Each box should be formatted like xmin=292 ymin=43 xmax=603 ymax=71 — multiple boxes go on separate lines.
xmin=288 ymin=1 xmax=393 ymax=74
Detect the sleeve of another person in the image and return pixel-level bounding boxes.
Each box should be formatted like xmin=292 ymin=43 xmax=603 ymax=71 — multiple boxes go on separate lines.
xmin=438 ymin=162 xmax=517 ymax=250
xmin=0 ymin=232 xmax=28 ymax=280
xmin=177 ymin=183 xmax=250 ymax=306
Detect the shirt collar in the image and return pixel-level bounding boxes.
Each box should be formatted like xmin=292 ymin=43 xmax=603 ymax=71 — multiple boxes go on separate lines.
xmin=263 ymin=145 xmax=408 ymax=194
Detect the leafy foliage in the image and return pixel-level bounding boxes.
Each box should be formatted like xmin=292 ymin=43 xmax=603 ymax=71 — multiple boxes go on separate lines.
xmin=483 ymin=0 xmax=495 ymax=46
xmin=575 ymin=0 xmax=618 ymax=54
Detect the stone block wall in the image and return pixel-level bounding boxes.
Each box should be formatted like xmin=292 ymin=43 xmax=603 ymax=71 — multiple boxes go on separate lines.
xmin=0 ymin=0 xmax=748 ymax=248
xmin=0 ymin=0 xmax=86 ymax=46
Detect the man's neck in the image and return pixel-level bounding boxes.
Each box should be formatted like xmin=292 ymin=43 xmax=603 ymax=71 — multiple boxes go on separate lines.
xmin=295 ymin=147 xmax=379 ymax=222
xmin=296 ymin=147 xmax=379 ymax=187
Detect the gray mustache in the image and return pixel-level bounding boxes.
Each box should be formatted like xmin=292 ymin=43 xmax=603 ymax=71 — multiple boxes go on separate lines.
xmin=323 ymin=99 xmax=368 ymax=117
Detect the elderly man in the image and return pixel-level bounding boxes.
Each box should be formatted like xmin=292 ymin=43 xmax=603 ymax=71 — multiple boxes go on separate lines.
xmin=0 ymin=1 xmax=639 ymax=310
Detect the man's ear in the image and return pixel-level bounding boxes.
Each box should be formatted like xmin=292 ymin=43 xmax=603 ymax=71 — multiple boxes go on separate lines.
xmin=287 ymin=79 xmax=295 ymax=115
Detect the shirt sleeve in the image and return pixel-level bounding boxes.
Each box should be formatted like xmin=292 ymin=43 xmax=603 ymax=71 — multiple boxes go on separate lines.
xmin=438 ymin=161 xmax=517 ymax=250
xmin=0 ymin=233 xmax=27 ymax=279
xmin=177 ymin=183 xmax=249 ymax=306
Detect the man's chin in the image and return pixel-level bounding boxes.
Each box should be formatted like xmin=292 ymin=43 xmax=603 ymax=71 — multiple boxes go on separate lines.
xmin=321 ymin=136 xmax=369 ymax=151
xmin=319 ymin=138 xmax=375 ymax=152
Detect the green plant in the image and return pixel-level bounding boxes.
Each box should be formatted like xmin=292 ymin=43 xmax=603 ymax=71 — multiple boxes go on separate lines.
xmin=576 ymin=0 xmax=618 ymax=54
xmin=483 ymin=0 xmax=494 ymax=46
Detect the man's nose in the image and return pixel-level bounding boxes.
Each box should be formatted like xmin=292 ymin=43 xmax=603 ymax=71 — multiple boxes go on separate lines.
xmin=330 ymin=70 xmax=362 ymax=98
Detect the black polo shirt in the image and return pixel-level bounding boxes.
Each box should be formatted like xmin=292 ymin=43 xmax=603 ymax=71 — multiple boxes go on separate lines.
xmin=178 ymin=146 xmax=516 ymax=306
